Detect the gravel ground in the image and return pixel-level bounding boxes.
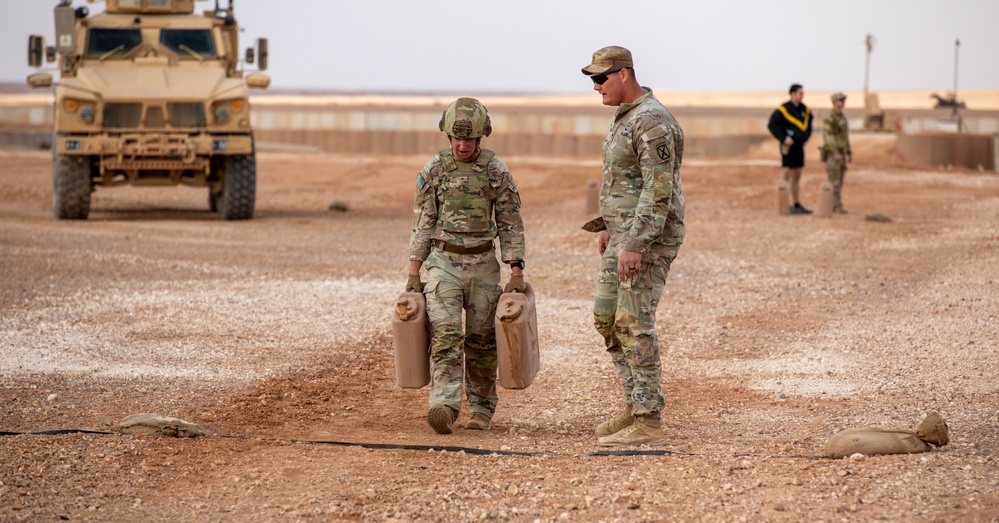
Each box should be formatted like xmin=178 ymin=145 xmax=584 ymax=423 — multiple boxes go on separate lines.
xmin=1 ymin=135 xmax=997 ymax=522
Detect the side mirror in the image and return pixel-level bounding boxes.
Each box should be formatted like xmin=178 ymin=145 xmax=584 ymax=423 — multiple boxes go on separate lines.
xmin=256 ymin=38 xmax=268 ymax=71
xmin=245 ymin=73 xmax=270 ymax=90
xmin=28 ymin=35 xmax=45 ymax=68
xmin=27 ymin=72 xmax=53 ymax=89
xmin=245 ymin=47 xmax=255 ymax=65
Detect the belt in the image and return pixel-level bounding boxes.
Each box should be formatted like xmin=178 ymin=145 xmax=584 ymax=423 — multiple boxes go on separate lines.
xmin=433 ymin=240 xmax=493 ymax=255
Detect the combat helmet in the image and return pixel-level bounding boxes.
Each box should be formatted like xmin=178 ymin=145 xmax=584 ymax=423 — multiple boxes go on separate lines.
xmin=439 ymin=97 xmax=492 ymax=138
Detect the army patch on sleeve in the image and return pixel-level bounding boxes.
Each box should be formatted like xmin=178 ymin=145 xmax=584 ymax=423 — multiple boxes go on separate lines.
xmin=416 ymin=173 xmax=426 ymax=191
xmin=656 ymin=142 xmax=670 ymax=162
xmin=641 ymin=125 xmax=672 ymax=164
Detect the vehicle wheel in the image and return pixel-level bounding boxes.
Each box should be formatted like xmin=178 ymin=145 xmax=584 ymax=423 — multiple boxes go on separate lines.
xmin=208 ymin=190 xmax=220 ymax=213
xmin=216 ymin=154 xmax=255 ymax=220
xmin=52 ymin=153 xmax=92 ymax=220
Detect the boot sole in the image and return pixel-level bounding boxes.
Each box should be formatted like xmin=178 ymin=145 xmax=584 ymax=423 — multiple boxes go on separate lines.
xmin=596 ymin=436 xmax=668 ymax=447
xmin=427 ymin=406 xmax=454 ymax=435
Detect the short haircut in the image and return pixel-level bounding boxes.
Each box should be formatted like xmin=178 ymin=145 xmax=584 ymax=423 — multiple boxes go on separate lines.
xmin=789 ymin=83 xmax=803 ymax=95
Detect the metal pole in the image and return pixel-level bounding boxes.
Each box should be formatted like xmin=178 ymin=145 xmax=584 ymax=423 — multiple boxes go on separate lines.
xmin=864 ymin=34 xmax=873 ymax=102
xmin=863 ymin=34 xmax=875 ymax=130
xmin=953 ymin=39 xmax=960 ymax=120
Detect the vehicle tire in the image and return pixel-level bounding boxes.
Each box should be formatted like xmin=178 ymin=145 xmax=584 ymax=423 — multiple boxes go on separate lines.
xmin=217 ymin=154 xmax=255 ymax=220
xmin=52 ymin=153 xmax=92 ymax=220
xmin=208 ymin=190 xmax=220 ymax=213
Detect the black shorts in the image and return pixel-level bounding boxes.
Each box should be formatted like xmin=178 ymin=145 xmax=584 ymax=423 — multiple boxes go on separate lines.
xmin=782 ymin=145 xmax=805 ymax=168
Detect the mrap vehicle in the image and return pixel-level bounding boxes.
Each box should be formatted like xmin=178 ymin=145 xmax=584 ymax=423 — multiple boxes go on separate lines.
xmin=27 ymin=0 xmax=270 ymax=220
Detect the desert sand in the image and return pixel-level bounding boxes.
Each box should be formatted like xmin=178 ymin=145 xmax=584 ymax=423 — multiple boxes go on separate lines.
xmin=1 ymin=129 xmax=997 ymax=521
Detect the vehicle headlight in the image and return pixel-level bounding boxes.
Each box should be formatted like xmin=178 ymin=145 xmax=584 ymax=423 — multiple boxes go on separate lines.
xmin=213 ymin=99 xmax=247 ymax=125
xmin=80 ymin=106 xmax=95 ymax=123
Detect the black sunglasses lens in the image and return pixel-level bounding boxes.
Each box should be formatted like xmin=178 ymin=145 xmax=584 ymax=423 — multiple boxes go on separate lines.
xmin=591 ymin=73 xmax=609 ymax=85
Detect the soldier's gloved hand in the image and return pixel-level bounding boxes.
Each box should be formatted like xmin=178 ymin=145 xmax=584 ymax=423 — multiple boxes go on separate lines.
xmin=406 ymin=274 xmax=423 ymax=293
xmin=504 ymin=274 xmax=526 ymax=293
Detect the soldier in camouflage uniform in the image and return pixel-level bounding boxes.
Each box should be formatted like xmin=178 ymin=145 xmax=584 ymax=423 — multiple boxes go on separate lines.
xmin=406 ymin=97 xmax=526 ymax=435
xmin=580 ymin=46 xmax=685 ymax=446
xmin=822 ymin=92 xmax=852 ymax=213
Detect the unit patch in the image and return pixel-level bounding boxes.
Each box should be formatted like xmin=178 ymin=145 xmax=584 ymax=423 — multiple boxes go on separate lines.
xmin=656 ymin=142 xmax=670 ymax=161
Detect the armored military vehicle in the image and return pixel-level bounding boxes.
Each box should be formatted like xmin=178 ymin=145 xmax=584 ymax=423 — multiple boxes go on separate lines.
xmin=27 ymin=0 xmax=270 ymax=220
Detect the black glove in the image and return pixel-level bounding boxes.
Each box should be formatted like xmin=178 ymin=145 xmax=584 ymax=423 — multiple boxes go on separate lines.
xmin=406 ymin=274 xmax=423 ymax=293
xmin=504 ymin=274 xmax=526 ymax=293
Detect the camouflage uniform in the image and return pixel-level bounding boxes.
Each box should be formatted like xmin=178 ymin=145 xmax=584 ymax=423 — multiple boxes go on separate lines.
xmin=594 ymin=88 xmax=685 ymax=417
xmin=408 ymin=147 xmax=525 ymax=420
xmin=822 ymin=104 xmax=852 ymax=211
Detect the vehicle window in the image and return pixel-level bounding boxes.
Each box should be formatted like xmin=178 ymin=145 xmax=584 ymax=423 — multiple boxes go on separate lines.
xmin=160 ymin=29 xmax=216 ymax=58
xmin=86 ymin=28 xmax=142 ymax=57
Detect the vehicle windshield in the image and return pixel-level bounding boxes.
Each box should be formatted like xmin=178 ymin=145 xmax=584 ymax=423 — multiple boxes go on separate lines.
xmin=160 ymin=29 xmax=216 ymax=58
xmin=86 ymin=28 xmax=142 ymax=58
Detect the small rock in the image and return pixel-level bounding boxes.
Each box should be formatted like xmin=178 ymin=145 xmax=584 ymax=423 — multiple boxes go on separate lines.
xmin=47 ymin=393 xmax=58 ymax=402
xmin=327 ymin=201 xmax=350 ymax=212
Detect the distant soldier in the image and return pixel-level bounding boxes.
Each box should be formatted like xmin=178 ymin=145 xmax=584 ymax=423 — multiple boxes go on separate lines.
xmin=768 ymin=84 xmax=813 ymax=214
xmin=822 ymin=92 xmax=852 ymax=213
xmin=580 ymin=46 xmax=685 ymax=447
xmin=406 ymin=97 xmax=526 ymax=435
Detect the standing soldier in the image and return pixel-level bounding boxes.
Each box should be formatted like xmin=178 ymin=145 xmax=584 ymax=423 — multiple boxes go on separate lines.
xmin=580 ymin=46 xmax=685 ymax=447
xmin=406 ymin=97 xmax=526 ymax=435
xmin=822 ymin=92 xmax=852 ymax=214
xmin=768 ymin=84 xmax=813 ymax=214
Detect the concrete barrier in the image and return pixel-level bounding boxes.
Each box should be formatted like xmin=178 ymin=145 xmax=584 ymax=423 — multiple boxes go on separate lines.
xmin=896 ymin=132 xmax=998 ymax=172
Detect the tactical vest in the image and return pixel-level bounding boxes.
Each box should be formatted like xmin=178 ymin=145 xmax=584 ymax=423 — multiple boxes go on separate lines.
xmin=436 ymin=149 xmax=498 ymax=234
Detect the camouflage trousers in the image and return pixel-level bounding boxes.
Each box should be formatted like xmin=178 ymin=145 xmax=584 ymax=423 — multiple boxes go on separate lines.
xmin=593 ymin=248 xmax=677 ymax=416
xmin=423 ymin=247 xmax=502 ymax=418
xmin=825 ymin=155 xmax=848 ymax=210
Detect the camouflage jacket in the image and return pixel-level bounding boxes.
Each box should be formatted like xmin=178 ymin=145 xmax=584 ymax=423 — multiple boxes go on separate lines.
xmin=600 ymin=88 xmax=685 ymax=260
xmin=822 ymin=111 xmax=851 ymax=155
xmin=408 ymin=147 xmax=525 ymax=263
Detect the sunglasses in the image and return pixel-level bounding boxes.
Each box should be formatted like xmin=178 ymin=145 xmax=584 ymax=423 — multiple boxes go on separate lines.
xmin=590 ymin=68 xmax=622 ymax=85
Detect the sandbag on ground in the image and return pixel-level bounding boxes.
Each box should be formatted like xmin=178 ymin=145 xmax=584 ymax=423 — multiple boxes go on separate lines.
xmin=825 ymin=412 xmax=949 ymax=459
xmin=111 ymin=413 xmax=217 ymax=438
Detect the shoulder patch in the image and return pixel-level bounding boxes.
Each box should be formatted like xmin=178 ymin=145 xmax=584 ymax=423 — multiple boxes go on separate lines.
xmin=416 ymin=172 xmax=426 ymax=191
xmin=641 ymin=125 xmax=672 ymax=163
xmin=655 ymin=142 xmax=670 ymax=162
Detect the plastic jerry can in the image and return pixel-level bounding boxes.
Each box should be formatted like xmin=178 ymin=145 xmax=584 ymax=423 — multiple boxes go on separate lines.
xmin=392 ymin=291 xmax=430 ymax=389
xmin=494 ymin=282 xmax=540 ymax=389
xmin=776 ymin=181 xmax=790 ymax=215
xmin=815 ymin=181 xmax=834 ymax=218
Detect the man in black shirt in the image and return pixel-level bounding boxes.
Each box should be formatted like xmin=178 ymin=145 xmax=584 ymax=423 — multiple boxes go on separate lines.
xmin=768 ymin=84 xmax=813 ymax=214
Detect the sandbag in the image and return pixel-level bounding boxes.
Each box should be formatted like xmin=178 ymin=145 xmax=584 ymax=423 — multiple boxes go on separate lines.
xmin=111 ymin=413 xmax=217 ymax=438
xmin=825 ymin=411 xmax=949 ymax=459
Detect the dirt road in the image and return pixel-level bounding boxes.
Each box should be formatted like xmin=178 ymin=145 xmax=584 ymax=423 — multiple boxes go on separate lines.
xmin=1 ymin=136 xmax=997 ymax=522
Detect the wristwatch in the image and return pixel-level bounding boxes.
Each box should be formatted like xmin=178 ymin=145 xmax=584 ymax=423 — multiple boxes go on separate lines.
xmin=510 ymin=260 xmax=525 ymax=270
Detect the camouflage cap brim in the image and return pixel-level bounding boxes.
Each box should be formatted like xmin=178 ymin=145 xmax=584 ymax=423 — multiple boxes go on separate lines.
xmin=581 ymin=45 xmax=633 ymax=76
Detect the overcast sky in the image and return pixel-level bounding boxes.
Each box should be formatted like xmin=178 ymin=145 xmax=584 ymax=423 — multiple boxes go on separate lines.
xmin=2 ymin=0 xmax=997 ymax=95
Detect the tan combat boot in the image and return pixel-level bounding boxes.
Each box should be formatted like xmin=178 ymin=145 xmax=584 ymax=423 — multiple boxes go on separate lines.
xmin=464 ymin=412 xmax=492 ymax=430
xmin=596 ymin=413 xmax=667 ymax=446
xmin=595 ymin=404 xmax=634 ymax=437
xmin=427 ymin=405 xmax=455 ymax=435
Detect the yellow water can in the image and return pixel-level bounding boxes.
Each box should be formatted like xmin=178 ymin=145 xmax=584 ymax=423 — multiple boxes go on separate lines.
xmin=815 ymin=181 xmax=834 ymax=218
xmin=494 ymin=282 xmax=540 ymax=389
xmin=392 ymin=291 xmax=430 ymax=389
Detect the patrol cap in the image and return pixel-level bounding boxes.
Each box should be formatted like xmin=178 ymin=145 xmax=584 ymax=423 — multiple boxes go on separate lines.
xmin=831 ymin=92 xmax=847 ymax=102
xmin=581 ymin=46 xmax=633 ymax=75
